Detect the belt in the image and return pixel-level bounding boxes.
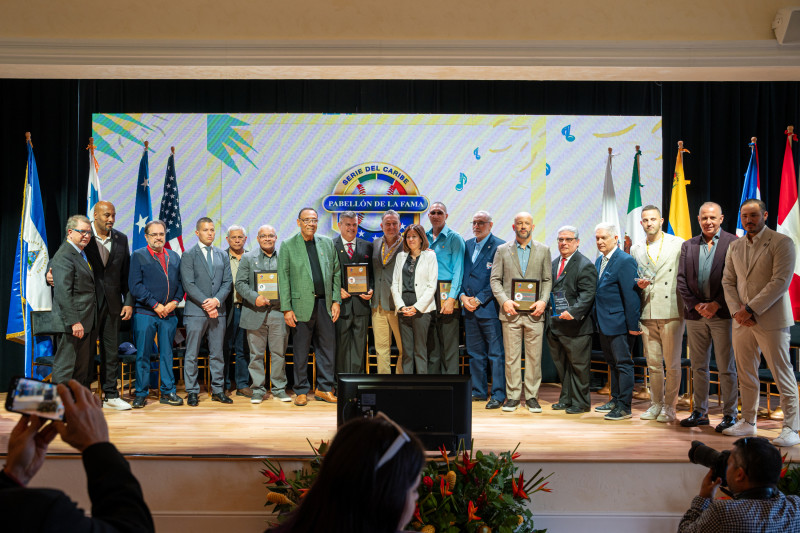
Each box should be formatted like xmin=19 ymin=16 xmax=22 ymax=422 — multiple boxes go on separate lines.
xmin=234 ymin=302 xmax=243 ymax=308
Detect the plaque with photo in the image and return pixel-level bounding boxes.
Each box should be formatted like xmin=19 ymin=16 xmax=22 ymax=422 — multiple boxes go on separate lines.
xmin=254 ymin=270 xmax=279 ymax=306
xmin=437 ymin=280 xmax=460 ymax=311
xmin=511 ymin=278 xmax=540 ymax=313
xmin=346 ymin=263 xmax=369 ymax=295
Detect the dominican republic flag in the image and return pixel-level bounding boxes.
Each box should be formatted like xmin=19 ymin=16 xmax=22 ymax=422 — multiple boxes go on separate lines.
xmin=600 ymin=149 xmax=621 ymax=248
xmin=777 ymin=129 xmax=800 ymax=320
xmin=667 ymin=142 xmax=692 ymax=240
xmin=159 ymin=152 xmax=184 ymax=255
xmin=132 ymin=146 xmax=153 ymax=251
xmin=86 ymin=144 xmax=101 ymax=217
xmin=736 ymin=140 xmax=761 ymax=237
xmin=6 ymin=138 xmax=54 ymax=377
xmin=624 ymin=147 xmax=645 ymax=252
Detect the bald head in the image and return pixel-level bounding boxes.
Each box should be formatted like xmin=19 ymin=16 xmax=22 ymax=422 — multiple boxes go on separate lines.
xmin=257 ymin=225 xmax=278 ymax=254
xmin=92 ymin=201 xmax=116 ymax=236
xmin=513 ymin=212 xmax=534 ymax=244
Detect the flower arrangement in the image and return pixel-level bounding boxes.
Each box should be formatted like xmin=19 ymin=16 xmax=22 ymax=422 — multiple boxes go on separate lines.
xmin=261 ymin=438 xmax=329 ymax=522
xmin=779 ymin=455 xmax=800 ymax=497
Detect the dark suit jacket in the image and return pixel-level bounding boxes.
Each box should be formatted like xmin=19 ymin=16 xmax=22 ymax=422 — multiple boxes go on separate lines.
xmin=334 ymin=236 xmax=373 ymax=318
xmin=461 ymin=233 xmax=504 ymax=319
xmin=0 ymin=442 xmax=154 ymax=533
xmin=180 ymin=243 xmax=233 ymax=318
xmin=676 ymin=230 xmax=736 ymax=320
xmin=128 ymin=247 xmax=184 ymax=316
xmin=593 ymin=249 xmax=640 ymax=336
xmin=83 ymin=228 xmax=133 ymax=314
xmin=547 ymin=250 xmax=597 ymax=336
xmin=50 ymin=240 xmax=97 ymax=331
xmin=371 ymin=236 xmax=403 ymax=312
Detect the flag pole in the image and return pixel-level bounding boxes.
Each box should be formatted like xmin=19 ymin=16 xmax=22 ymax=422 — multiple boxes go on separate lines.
xmin=25 ymin=131 xmax=32 ymax=147
xmin=87 ymin=136 xmax=95 ymax=152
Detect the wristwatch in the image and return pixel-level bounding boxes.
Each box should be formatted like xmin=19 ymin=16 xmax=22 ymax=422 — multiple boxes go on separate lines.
xmin=744 ymin=304 xmax=754 ymax=316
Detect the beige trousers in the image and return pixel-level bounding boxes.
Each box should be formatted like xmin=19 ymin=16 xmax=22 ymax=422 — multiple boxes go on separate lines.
xmin=502 ymin=315 xmax=543 ymax=401
xmin=372 ymin=306 xmax=404 ymax=374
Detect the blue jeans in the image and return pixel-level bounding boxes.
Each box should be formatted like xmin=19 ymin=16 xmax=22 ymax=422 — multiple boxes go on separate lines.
xmin=464 ymin=313 xmax=506 ymax=401
xmin=133 ymin=313 xmax=178 ymax=397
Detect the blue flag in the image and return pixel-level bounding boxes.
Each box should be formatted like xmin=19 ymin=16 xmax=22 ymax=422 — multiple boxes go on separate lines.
xmin=132 ymin=148 xmax=153 ymax=251
xmin=736 ymin=141 xmax=761 ymax=237
xmin=7 ymin=140 xmax=54 ymax=377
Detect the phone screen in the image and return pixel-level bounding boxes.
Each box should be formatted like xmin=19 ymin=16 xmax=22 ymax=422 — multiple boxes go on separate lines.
xmin=6 ymin=376 xmax=65 ymax=420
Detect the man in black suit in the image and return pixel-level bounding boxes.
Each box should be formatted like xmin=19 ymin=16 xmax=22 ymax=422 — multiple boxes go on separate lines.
xmin=50 ymin=215 xmax=98 ymax=387
xmin=334 ymin=211 xmax=374 ymax=375
xmin=546 ymin=225 xmax=597 ymax=414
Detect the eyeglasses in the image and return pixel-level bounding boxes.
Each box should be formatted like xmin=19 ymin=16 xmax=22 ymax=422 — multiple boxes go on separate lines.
xmin=71 ymin=229 xmax=92 ymax=236
xmin=258 ymin=234 xmax=277 ymax=239
xmin=300 ymin=218 xmax=318 ymax=225
xmin=429 ymin=211 xmax=445 ymax=216
xmin=375 ymin=411 xmax=410 ymax=471
xmin=472 ymin=221 xmax=489 ymax=226
xmin=146 ymin=232 xmax=166 ymax=238
xmin=557 ymin=237 xmax=576 ymax=243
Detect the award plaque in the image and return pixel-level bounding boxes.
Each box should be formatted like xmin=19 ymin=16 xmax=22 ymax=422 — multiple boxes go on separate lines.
xmin=437 ymin=280 xmax=460 ymax=311
xmin=254 ymin=270 xmax=279 ymax=305
xmin=346 ymin=263 xmax=369 ymax=295
xmin=511 ymin=278 xmax=540 ymax=313
xmin=550 ymin=290 xmax=571 ymax=317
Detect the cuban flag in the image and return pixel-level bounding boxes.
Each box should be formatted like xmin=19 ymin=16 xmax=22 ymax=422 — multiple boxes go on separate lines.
xmin=736 ymin=140 xmax=761 ymax=237
xmin=6 ymin=139 xmax=54 ymax=377
xmin=132 ymin=146 xmax=153 ymax=251
xmin=159 ymin=152 xmax=184 ymax=255
xmin=86 ymin=144 xmax=101 ymax=217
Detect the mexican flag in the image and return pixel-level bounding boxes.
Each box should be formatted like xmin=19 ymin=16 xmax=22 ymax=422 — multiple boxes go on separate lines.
xmin=624 ymin=148 xmax=645 ymax=252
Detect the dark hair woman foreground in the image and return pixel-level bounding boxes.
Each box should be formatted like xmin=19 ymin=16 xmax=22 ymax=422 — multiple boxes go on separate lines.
xmin=266 ymin=414 xmax=426 ymax=533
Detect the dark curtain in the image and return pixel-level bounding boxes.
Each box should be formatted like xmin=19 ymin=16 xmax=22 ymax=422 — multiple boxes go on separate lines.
xmin=1 ymin=79 xmax=798 ymax=387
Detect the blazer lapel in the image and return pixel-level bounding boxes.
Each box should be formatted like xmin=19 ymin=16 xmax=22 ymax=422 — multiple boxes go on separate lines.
xmin=73 ymin=246 xmax=92 ymax=275
xmin=510 ymin=244 xmax=524 ymax=277
xmin=746 ymin=232 xmax=771 ymax=277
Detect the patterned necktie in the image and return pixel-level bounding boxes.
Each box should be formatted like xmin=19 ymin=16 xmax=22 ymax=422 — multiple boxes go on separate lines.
xmin=557 ymin=257 xmax=566 ymax=278
xmin=599 ymin=256 xmax=608 ymax=278
xmin=346 ymin=242 xmax=354 ymax=259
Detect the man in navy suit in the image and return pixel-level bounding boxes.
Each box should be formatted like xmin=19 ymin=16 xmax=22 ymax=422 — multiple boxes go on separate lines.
xmin=593 ymin=222 xmax=641 ymax=421
xmin=181 ymin=217 xmax=233 ymax=406
xmin=460 ymin=211 xmax=506 ymax=409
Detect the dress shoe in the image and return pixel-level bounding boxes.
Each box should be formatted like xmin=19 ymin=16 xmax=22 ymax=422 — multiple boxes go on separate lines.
xmin=160 ymin=393 xmax=184 ymax=406
xmin=632 ymin=386 xmax=651 ymax=401
xmin=722 ymin=419 xmax=756 ymax=437
xmin=526 ymin=398 xmax=542 ymax=413
xmin=565 ymin=406 xmax=589 ymax=414
xmin=485 ymin=399 xmax=503 ymax=410
xmin=770 ymin=407 xmax=785 ymax=421
xmin=187 ymin=393 xmax=199 ymax=407
xmin=715 ymin=415 xmax=736 ymax=433
xmin=294 ymin=394 xmax=308 ymax=406
xmin=472 ymin=396 xmax=487 ymax=402
xmin=604 ymin=407 xmax=632 ymax=421
xmin=502 ymin=399 xmax=519 ymax=412
xmin=132 ymin=397 xmax=147 ymax=409
xmin=314 ymin=390 xmax=337 ymax=403
xmin=772 ymin=426 xmax=800 ymax=447
xmin=551 ymin=402 xmax=570 ymax=410
xmin=212 ymin=392 xmax=233 ymax=404
xmin=598 ymin=383 xmax=611 ymax=395
xmin=236 ymin=387 xmax=254 ymax=398
xmin=595 ymin=400 xmax=616 ymax=413
xmin=680 ymin=410 xmax=710 ymax=427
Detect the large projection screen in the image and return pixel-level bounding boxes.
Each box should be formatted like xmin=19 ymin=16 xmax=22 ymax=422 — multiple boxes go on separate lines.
xmin=91 ymin=113 xmax=662 ymax=250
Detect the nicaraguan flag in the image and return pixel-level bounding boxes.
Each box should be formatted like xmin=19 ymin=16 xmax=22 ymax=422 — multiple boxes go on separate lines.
xmin=132 ymin=147 xmax=153 ymax=251
xmin=86 ymin=147 xmax=101 ymax=217
xmin=736 ymin=141 xmax=761 ymax=237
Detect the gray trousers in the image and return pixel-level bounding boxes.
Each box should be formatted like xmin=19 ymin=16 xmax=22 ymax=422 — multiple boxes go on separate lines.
xmin=184 ymin=315 xmax=225 ymax=395
xmin=686 ymin=317 xmax=737 ymax=417
xmin=502 ymin=315 xmax=543 ymax=401
xmin=427 ymin=311 xmax=460 ymax=374
xmin=247 ymin=310 xmax=289 ymax=396
xmin=400 ymin=311 xmax=432 ymax=374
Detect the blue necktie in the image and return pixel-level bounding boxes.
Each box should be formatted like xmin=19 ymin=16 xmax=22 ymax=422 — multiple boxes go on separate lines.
xmin=80 ymin=251 xmax=92 ymax=270
xmin=205 ymin=246 xmax=214 ymax=276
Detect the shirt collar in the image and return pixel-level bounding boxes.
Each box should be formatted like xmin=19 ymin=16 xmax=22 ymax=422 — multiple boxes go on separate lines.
xmin=67 ymin=240 xmax=84 ymax=254
xmin=147 ymin=245 xmax=165 ymax=258
xmin=515 ymin=239 xmax=531 ymax=251
xmin=342 ymin=237 xmax=356 ymax=247
xmin=92 ymin=223 xmax=112 ymax=243
xmin=603 ymin=247 xmax=617 ymax=260
xmin=747 ymin=225 xmax=767 ymax=244
xmin=560 ymin=251 xmax=576 ymax=262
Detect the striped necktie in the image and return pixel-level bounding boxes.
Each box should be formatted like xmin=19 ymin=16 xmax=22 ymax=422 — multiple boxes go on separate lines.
xmin=598 ymin=256 xmax=609 ymax=278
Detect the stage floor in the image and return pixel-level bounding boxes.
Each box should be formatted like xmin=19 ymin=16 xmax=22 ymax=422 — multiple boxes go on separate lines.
xmin=1 ymin=383 xmax=797 ymax=462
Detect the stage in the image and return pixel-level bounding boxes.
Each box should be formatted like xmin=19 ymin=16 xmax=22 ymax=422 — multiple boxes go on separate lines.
xmin=1 ymin=383 xmax=797 ymax=532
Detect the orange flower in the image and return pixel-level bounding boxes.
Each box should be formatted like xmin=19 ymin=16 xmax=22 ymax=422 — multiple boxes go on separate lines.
xmin=262 ymin=468 xmax=286 ymax=484
xmin=440 ymin=475 xmax=453 ymax=497
xmin=536 ymin=481 xmax=552 ymax=493
xmin=468 ymin=500 xmax=481 ymax=522
xmin=487 ymin=469 xmax=499 ymax=484
xmin=511 ymin=452 xmax=521 ymax=460
xmin=439 ymin=444 xmax=450 ymax=468
xmin=414 ymin=503 xmax=423 ymax=523
xmin=298 ymin=488 xmax=310 ymax=499
xmin=781 ymin=465 xmax=789 ymax=479
xmin=512 ymin=473 xmax=528 ymax=499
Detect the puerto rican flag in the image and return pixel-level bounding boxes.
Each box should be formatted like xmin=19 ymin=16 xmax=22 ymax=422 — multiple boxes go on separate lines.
xmin=159 ymin=152 xmax=184 ymax=255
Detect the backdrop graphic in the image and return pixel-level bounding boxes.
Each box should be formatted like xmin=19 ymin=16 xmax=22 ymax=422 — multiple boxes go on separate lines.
xmin=91 ymin=113 xmax=662 ymax=250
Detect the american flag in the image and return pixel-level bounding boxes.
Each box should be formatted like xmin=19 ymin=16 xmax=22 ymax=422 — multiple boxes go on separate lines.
xmin=158 ymin=152 xmax=184 ymax=255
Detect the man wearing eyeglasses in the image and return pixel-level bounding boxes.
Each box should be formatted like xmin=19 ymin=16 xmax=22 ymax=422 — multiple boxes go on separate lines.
xmin=50 ymin=215 xmax=98 ymax=386
xmin=278 ymin=208 xmax=341 ymax=406
xmin=460 ymin=211 xmax=506 ymax=409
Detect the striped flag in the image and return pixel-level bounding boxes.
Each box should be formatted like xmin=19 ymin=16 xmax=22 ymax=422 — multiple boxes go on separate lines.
xmin=132 ymin=145 xmax=153 ymax=251
xmin=624 ymin=147 xmax=645 ymax=252
xmin=600 ymin=149 xmax=621 ymax=247
xmin=777 ymin=128 xmax=800 ymax=320
xmin=86 ymin=140 xmax=101 ymax=217
xmin=736 ymin=140 xmax=761 ymax=237
xmin=667 ymin=142 xmax=692 ymax=240
xmin=159 ymin=152 xmax=184 ymax=255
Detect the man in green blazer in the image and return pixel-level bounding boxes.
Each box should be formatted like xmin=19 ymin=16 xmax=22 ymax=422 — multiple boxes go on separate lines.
xmin=278 ymin=207 xmax=341 ymax=406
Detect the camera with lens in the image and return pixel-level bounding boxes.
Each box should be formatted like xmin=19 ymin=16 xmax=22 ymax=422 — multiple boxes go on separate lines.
xmin=688 ymin=440 xmax=730 ymax=485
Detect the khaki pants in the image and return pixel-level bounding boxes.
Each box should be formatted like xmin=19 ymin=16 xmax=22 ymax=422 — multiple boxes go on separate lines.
xmin=372 ymin=306 xmax=403 ymax=374
xmin=502 ymin=315 xmax=543 ymax=401
xmin=640 ymin=318 xmax=685 ymax=409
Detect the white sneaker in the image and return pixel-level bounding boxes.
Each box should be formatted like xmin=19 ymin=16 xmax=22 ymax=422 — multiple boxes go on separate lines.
xmin=640 ymin=403 xmax=662 ymax=420
xmin=251 ymin=394 xmax=264 ymax=404
xmin=772 ymin=427 xmax=800 ymax=447
xmin=274 ymin=390 xmax=292 ymax=402
xmin=103 ymin=397 xmax=132 ymax=411
xmin=657 ymin=406 xmax=676 ymax=423
xmin=722 ymin=419 xmax=757 ymax=436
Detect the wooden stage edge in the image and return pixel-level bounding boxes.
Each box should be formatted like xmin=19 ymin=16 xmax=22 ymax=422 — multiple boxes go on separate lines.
xmin=1 ymin=384 xmax=798 ymax=463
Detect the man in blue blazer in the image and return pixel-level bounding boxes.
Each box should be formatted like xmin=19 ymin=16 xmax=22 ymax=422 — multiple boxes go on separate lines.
xmin=180 ymin=217 xmax=233 ymax=406
xmin=593 ymin=222 xmax=641 ymax=421
xmin=460 ymin=210 xmax=506 ymax=409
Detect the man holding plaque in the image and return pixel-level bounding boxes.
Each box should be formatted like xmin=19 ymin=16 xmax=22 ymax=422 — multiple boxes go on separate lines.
xmin=371 ymin=210 xmax=404 ymax=374
xmin=278 ymin=207 xmax=341 ymax=406
xmin=334 ymin=211 xmax=373 ymax=375
xmin=630 ymin=205 xmax=686 ymax=423
xmin=545 ymin=225 xmax=597 ymax=414
xmin=426 ymin=202 xmax=466 ymax=374
xmin=235 ymin=225 xmax=290 ymax=404
xmin=490 ymin=212 xmax=552 ymax=413
xmin=460 ymin=210 xmax=506 ymax=409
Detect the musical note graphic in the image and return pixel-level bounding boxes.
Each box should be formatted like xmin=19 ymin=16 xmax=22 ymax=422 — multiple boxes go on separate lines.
xmin=561 ymin=125 xmax=575 ymax=142
xmin=546 ymin=163 xmax=551 ymax=176
xmin=455 ymin=173 xmax=467 ymax=191
xmin=474 ymin=147 xmax=481 ymax=160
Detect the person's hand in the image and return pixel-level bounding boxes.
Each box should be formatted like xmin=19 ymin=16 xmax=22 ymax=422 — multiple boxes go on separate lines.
xmin=46 ymin=268 xmax=54 ymax=287
xmin=331 ymin=302 xmax=340 ymax=323
xmin=255 ymin=295 xmax=268 ymax=307
xmin=359 ymin=289 xmax=373 ymax=301
xmin=531 ymin=300 xmax=546 ymax=317
xmin=629 ymin=330 xmax=642 ymax=336
xmin=52 ymin=380 xmax=109 ymax=453
xmin=340 ymin=288 xmax=351 ymax=300
xmin=503 ymin=300 xmax=519 ymax=316
xmin=284 ymin=310 xmax=297 ymax=327
xmin=164 ymin=301 xmax=178 ymax=314
xmin=461 ymin=295 xmax=477 ymax=312
xmin=441 ymin=298 xmax=455 ymax=315
xmin=201 ymin=298 xmax=217 ymax=313
xmin=704 ymin=301 xmax=720 ymax=318
xmin=120 ymin=305 xmax=133 ymax=321
xmin=558 ymin=310 xmax=574 ymax=320
xmin=402 ymin=306 xmax=418 ymax=317
xmin=207 ymin=308 xmax=219 ymax=319
xmin=636 ymin=279 xmax=651 ymax=289
xmin=4 ymin=415 xmax=59 ymax=486
xmin=71 ymin=322 xmax=85 ymax=339
xmin=698 ymin=468 xmax=722 ymax=499
xmin=153 ymin=303 xmax=167 ymax=319
xmin=733 ymin=305 xmax=752 ymax=326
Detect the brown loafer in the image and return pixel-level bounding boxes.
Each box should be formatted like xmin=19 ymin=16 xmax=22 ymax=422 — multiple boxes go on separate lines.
xmin=236 ymin=387 xmax=253 ymax=398
xmin=294 ymin=394 xmax=308 ymax=406
xmin=314 ymin=390 xmax=337 ymax=403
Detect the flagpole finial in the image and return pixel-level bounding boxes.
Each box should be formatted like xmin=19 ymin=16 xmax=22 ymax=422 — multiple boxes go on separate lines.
xmin=635 ymin=145 xmax=640 ymax=151
xmin=677 ymin=140 xmax=684 ymax=149
xmin=788 ymin=126 xmax=794 ymax=134
xmin=751 ymin=137 xmax=757 ymax=144
xmin=25 ymin=131 xmax=32 ymax=146
xmin=171 ymin=146 xmax=175 ymax=155
xmin=144 ymin=140 xmax=149 ymax=151
xmin=87 ymin=136 xmax=95 ymax=151
xmin=608 ymin=147 xmax=613 ymax=154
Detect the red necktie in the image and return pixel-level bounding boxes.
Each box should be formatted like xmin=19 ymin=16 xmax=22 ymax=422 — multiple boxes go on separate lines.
xmin=346 ymin=242 xmax=354 ymax=259
xmin=557 ymin=257 xmax=566 ymax=278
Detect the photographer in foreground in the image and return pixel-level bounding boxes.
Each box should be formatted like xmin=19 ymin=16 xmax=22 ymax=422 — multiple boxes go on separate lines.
xmin=679 ymin=437 xmax=800 ymax=532
xmin=1 ymin=380 xmax=154 ymax=532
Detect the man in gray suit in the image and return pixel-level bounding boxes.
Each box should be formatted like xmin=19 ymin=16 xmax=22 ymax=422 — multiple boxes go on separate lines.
xmin=490 ymin=212 xmax=552 ymax=413
xmin=180 ymin=217 xmax=233 ymax=406
xmin=50 ymin=215 xmax=97 ymax=386
xmin=721 ymin=199 xmax=800 ymax=447
xmin=371 ymin=210 xmax=404 ymax=374
xmin=235 ymin=225 xmax=290 ymax=404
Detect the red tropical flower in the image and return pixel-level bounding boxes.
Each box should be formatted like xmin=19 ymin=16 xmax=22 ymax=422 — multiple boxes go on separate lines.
xmin=467 ymin=500 xmax=481 ymax=522
xmin=440 ymin=476 xmax=453 ymax=498
xmin=511 ymin=452 xmax=521 ymax=460
xmin=414 ymin=503 xmax=423 ymax=523
xmin=512 ymin=473 xmax=529 ymax=499
xmin=423 ymin=476 xmax=434 ymax=491
xmin=461 ymin=451 xmax=478 ymax=471
xmin=536 ymin=481 xmax=552 ymax=493
xmin=439 ymin=444 xmax=450 ymax=468
xmin=262 ymin=468 xmax=286 ymax=484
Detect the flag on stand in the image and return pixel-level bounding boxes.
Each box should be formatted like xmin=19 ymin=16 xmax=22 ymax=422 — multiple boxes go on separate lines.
xmin=86 ymin=138 xmax=101 ymax=217
xmin=777 ymin=128 xmax=800 ymax=320
xmin=6 ymin=135 xmax=54 ymax=377
xmin=601 ymin=148 xmax=621 ymax=248
xmin=159 ymin=150 xmax=184 ymax=255
xmin=667 ymin=141 xmax=692 ymax=240
xmin=736 ymin=139 xmax=761 ymax=237
xmin=132 ymin=144 xmax=153 ymax=251
xmin=624 ymin=147 xmax=645 ymax=252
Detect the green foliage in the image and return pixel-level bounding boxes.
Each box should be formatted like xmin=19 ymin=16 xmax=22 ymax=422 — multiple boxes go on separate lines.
xmin=261 ymin=438 xmax=329 ymax=523
xmin=779 ymin=456 xmax=800 ymax=497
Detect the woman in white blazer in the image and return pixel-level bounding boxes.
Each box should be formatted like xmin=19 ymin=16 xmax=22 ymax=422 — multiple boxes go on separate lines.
xmin=391 ymin=224 xmax=438 ymax=373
